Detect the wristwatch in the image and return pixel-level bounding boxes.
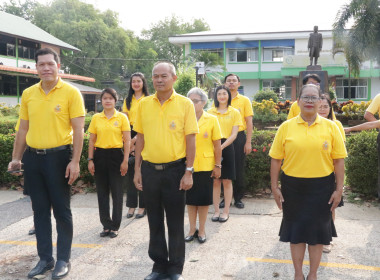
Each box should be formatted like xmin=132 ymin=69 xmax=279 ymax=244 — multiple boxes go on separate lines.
xmin=185 ymin=167 xmax=194 ymax=173
xmin=87 ymin=158 xmax=94 ymax=161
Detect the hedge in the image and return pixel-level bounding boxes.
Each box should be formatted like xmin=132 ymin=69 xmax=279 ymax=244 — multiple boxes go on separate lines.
xmin=1 ymin=129 xmax=379 ymax=198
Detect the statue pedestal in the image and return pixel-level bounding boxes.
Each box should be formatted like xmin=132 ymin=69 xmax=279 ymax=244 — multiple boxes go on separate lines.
xmin=299 ymin=69 xmax=328 ymax=94
xmin=306 ymin=65 xmax=322 ymax=71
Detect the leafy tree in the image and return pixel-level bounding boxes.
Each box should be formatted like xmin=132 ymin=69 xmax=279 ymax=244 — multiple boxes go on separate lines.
xmin=142 ymin=15 xmax=209 ymax=66
xmin=174 ymin=64 xmax=196 ymax=96
xmin=333 ymin=0 xmax=380 ymax=76
xmin=0 ymin=0 xmax=39 ymax=21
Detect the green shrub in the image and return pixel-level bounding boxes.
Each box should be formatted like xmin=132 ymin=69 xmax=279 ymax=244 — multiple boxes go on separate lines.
xmin=0 ymin=119 xmax=17 ymax=134
xmin=0 ymin=134 xmax=21 ymax=184
xmin=79 ymin=133 xmax=94 ymax=184
xmin=345 ymin=130 xmax=378 ymax=197
xmin=245 ymin=129 xmax=276 ymax=193
xmin=254 ymin=88 xmax=279 ymax=103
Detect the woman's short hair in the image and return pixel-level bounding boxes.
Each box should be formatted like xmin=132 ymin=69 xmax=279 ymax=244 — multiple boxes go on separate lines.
xmin=100 ymin=88 xmax=118 ymax=102
xmin=299 ymin=84 xmax=321 ymax=98
xmin=187 ymin=87 xmax=208 ymax=102
xmin=320 ymin=93 xmax=333 ymax=120
xmin=214 ymin=85 xmax=232 ymax=107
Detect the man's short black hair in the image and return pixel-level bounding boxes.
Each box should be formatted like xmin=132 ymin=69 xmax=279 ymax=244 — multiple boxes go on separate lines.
xmin=35 ymin=48 xmax=60 ymax=64
xmin=224 ymin=73 xmax=240 ymax=83
xmin=302 ymin=73 xmax=321 ymax=85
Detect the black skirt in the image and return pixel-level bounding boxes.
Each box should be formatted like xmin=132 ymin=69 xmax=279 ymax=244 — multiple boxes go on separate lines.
xmin=220 ymin=139 xmax=235 ymax=180
xmin=186 ymin=171 xmax=213 ymax=206
xmin=279 ymin=172 xmax=337 ymax=245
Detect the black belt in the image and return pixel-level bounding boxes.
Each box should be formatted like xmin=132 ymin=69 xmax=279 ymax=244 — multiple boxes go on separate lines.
xmin=143 ymin=158 xmax=185 ymax=171
xmin=27 ymin=145 xmax=71 ymax=155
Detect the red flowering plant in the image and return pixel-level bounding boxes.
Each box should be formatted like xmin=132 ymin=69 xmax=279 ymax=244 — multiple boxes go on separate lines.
xmin=245 ymin=129 xmax=276 ymax=193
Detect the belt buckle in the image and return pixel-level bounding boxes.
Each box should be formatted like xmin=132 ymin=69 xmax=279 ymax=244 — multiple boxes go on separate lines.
xmin=155 ymin=164 xmax=164 ymax=171
xmin=36 ymin=149 xmax=47 ymax=155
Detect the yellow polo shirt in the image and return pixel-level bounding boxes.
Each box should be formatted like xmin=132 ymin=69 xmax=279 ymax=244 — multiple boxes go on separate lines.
xmin=15 ymin=118 xmax=20 ymax=131
xmin=88 ymin=110 xmax=130 ymax=149
xmin=207 ymin=106 xmax=242 ymax=139
xmin=269 ymin=115 xmax=347 ymax=178
xmin=231 ymin=93 xmax=253 ymax=131
xmin=334 ymin=119 xmax=346 ymax=142
xmin=287 ymin=101 xmax=300 ymax=120
xmin=288 ymin=100 xmax=336 ymax=120
xmin=134 ymin=90 xmax=199 ymax=164
xmin=122 ymin=95 xmax=145 ymax=126
xmin=366 ymin=93 xmax=380 ymax=115
xmin=194 ymin=112 xmax=222 ymax=172
xmin=19 ymin=78 xmax=85 ymax=149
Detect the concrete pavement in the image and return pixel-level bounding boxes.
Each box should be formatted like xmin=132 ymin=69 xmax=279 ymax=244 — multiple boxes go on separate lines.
xmin=0 ymin=190 xmax=379 ymax=280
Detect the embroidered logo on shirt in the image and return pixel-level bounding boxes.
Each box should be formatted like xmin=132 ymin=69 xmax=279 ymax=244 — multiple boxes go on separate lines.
xmin=322 ymin=141 xmax=328 ymax=150
xmin=170 ymin=121 xmax=176 ymax=130
xmin=114 ymin=121 xmax=118 ymax=127
xmin=54 ymin=105 xmax=61 ymax=112
xmin=203 ymin=132 xmax=208 ymax=138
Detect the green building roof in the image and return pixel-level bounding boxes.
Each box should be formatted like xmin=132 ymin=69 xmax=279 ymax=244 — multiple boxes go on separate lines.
xmin=0 ymin=11 xmax=79 ymax=51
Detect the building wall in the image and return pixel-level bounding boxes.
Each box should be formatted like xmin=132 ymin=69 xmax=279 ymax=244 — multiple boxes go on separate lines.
xmin=372 ymin=78 xmax=380 ymax=98
xmin=240 ymin=79 xmax=260 ymax=100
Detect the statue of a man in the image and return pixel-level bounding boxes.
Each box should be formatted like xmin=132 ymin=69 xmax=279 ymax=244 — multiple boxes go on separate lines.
xmin=308 ymin=26 xmax=323 ymax=65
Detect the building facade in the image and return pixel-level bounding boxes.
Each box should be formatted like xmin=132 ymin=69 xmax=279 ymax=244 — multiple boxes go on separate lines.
xmin=169 ymin=30 xmax=380 ymax=101
xmin=0 ymin=11 xmax=96 ymax=106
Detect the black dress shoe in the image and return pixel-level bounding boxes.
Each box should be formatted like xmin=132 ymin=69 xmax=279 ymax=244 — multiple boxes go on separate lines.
xmin=197 ymin=234 xmax=206 ymax=244
xmin=219 ymin=199 xmax=225 ymax=208
xmin=169 ymin=274 xmax=184 ymax=280
xmin=109 ymin=231 xmax=118 ymax=238
xmin=211 ymin=214 xmax=219 ymax=222
xmin=234 ymin=200 xmax=245 ymax=209
xmin=185 ymin=229 xmax=198 ymax=242
xmin=28 ymin=228 xmax=36 ymax=235
xmin=100 ymin=230 xmax=110 ymax=237
xmin=28 ymin=259 xmax=55 ymax=278
xmin=126 ymin=213 xmax=134 ymax=218
xmin=144 ymin=272 xmax=169 ymax=280
xmin=52 ymin=260 xmax=70 ymax=279
xmin=135 ymin=209 xmax=146 ymax=219
xmin=219 ymin=215 xmax=229 ymax=223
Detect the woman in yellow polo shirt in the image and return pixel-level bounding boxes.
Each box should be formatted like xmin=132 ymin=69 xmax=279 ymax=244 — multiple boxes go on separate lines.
xmin=208 ymin=85 xmax=242 ymax=223
xmin=318 ymin=93 xmax=345 ymax=254
xmin=88 ymin=88 xmax=131 ymax=238
xmin=185 ymin=88 xmax=222 ymax=243
xmin=269 ymin=84 xmax=347 ymax=280
xmin=122 ymin=72 xmax=150 ymax=219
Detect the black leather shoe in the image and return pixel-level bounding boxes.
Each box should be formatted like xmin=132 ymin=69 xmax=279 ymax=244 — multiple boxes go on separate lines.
xmin=234 ymin=200 xmax=245 ymax=209
xmin=211 ymin=214 xmax=219 ymax=222
xmin=52 ymin=260 xmax=70 ymax=279
xmin=219 ymin=215 xmax=229 ymax=223
xmin=28 ymin=259 xmax=55 ymax=278
xmin=185 ymin=229 xmax=198 ymax=242
xmin=100 ymin=230 xmax=110 ymax=237
xmin=197 ymin=234 xmax=206 ymax=244
xmin=28 ymin=228 xmax=36 ymax=235
xmin=219 ymin=199 xmax=225 ymax=208
xmin=109 ymin=231 xmax=118 ymax=238
xmin=144 ymin=272 xmax=169 ymax=280
xmin=136 ymin=209 xmax=146 ymax=219
xmin=126 ymin=213 xmax=134 ymax=218
xmin=169 ymin=274 xmax=184 ymax=280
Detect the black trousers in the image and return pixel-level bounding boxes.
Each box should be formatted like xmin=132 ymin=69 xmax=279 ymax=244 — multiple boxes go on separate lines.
xmin=233 ymin=131 xmax=247 ymax=201
xmin=23 ymin=148 xmax=72 ymax=262
xmin=377 ymin=133 xmax=380 ymax=198
xmin=94 ymin=148 xmax=124 ymax=231
xmin=141 ymin=160 xmax=186 ymax=274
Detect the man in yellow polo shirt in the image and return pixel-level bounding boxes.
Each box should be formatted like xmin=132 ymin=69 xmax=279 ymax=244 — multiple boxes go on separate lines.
xmin=223 ymin=74 xmax=253 ymax=209
xmin=364 ymin=92 xmax=380 ymax=199
xmin=8 ymin=48 xmax=85 ymax=279
xmin=133 ymin=62 xmax=198 ymax=280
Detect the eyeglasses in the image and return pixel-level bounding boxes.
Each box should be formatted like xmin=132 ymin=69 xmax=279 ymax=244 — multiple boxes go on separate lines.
xmin=300 ymin=96 xmax=320 ymax=102
xmin=319 ymin=105 xmax=330 ymax=110
xmin=191 ymin=99 xmax=202 ymax=104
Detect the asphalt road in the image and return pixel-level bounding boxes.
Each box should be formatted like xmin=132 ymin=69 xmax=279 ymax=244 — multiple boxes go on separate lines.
xmin=0 ymin=190 xmax=379 ymax=280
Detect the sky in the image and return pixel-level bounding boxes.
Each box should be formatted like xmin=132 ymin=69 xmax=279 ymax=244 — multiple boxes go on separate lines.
xmin=1 ymin=0 xmax=352 ymax=36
